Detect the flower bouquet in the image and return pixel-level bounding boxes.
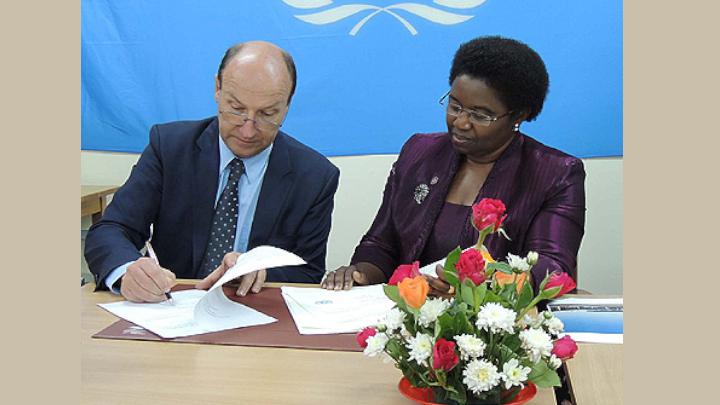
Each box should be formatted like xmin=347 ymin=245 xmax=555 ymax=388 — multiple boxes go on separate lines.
xmin=357 ymin=199 xmax=579 ymax=405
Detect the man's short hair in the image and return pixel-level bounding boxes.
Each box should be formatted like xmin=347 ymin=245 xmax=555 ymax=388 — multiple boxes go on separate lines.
xmin=217 ymin=43 xmax=297 ymax=105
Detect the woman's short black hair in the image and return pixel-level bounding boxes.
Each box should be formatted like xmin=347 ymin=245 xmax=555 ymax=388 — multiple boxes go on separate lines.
xmin=449 ymin=36 xmax=549 ymax=121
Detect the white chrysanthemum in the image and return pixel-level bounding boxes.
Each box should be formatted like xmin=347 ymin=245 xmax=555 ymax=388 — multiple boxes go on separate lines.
xmin=454 ymin=334 xmax=486 ymax=360
xmin=463 ymin=359 xmax=502 ymax=394
xmin=419 ymin=298 xmax=451 ymax=327
xmin=549 ymin=354 xmax=562 ymax=370
xmin=501 ymin=358 xmax=531 ymax=389
xmin=381 ymin=307 xmax=406 ymax=332
xmin=519 ymin=328 xmax=553 ymax=363
xmin=507 ymin=253 xmax=531 ymax=272
xmin=544 ymin=316 xmax=564 ymax=336
xmin=406 ymin=333 xmax=434 ymax=366
xmin=527 ymin=251 xmax=539 ymax=265
xmin=363 ymin=333 xmax=389 ymax=357
xmin=476 ymin=303 xmax=516 ymax=334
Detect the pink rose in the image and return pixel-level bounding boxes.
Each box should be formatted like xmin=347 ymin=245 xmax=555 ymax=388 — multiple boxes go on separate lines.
xmin=544 ymin=271 xmax=577 ymax=297
xmin=356 ymin=327 xmax=377 ymax=348
xmin=388 ymin=261 xmax=421 ymax=286
xmin=472 ymin=198 xmax=507 ymax=232
xmin=456 ymin=249 xmax=486 ymax=285
xmin=432 ymin=338 xmax=459 ymax=371
xmin=552 ymin=335 xmax=579 ymax=360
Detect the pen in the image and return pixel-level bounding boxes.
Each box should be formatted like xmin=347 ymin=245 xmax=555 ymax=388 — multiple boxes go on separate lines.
xmin=145 ymin=241 xmax=174 ymax=304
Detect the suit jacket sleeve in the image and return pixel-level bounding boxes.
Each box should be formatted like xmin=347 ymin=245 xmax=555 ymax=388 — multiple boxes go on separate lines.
xmin=265 ymin=165 xmax=340 ymax=283
xmin=84 ymin=125 xmax=164 ymax=289
xmin=525 ymin=159 xmax=586 ymax=288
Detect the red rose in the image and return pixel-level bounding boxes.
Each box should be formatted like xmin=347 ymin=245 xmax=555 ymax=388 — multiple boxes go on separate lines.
xmin=388 ymin=261 xmax=421 ymax=286
xmin=456 ymin=249 xmax=486 ymax=285
xmin=552 ymin=335 xmax=579 ymax=360
xmin=356 ymin=327 xmax=377 ymax=348
xmin=543 ymin=271 xmax=577 ymax=297
xmin=472 ymin=198 xmax=507 ymax=232
xmin=432 ymin=338 xmax=459 ymax=371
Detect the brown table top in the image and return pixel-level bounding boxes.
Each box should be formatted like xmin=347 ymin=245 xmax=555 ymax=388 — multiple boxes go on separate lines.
xmin=81 ymin=185 xmax=119 ymax=200
xmin=565 ymin=343 xmax=623 ymax=404
xmin=81 ymin=281 xmax=563 ymax=404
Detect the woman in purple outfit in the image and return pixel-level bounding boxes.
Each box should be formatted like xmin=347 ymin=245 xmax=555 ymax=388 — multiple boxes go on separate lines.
xmin=322 ymin=36 xmax=585 ymax=292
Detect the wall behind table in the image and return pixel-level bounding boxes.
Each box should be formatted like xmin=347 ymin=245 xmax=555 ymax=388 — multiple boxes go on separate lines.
xmin=81 ymin=152 xmax=623 ymax=295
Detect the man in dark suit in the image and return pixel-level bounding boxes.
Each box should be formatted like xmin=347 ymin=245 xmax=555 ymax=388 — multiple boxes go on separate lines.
xmin=85 ymin=41 xmax=339 ymax=303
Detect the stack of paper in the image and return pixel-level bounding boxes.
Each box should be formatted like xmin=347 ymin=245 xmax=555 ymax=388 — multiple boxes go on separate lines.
xmin=547 ymin=297 xmax=624 ymax=344
xmin=281 ymin=285 xmax=395 ymax=335
xmin=98 ymin=245 xmax=305 ymax=338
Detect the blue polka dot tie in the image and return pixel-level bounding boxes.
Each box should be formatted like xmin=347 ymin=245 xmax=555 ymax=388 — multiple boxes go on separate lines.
xmin=199 ymin=158 xmax=245 ymax=277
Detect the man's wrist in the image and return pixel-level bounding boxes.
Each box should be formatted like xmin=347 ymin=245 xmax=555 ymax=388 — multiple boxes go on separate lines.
xmin=105 ymin=262 xmax=132 ymax=294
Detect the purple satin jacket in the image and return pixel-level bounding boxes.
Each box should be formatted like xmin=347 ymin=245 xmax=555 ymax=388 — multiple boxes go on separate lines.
xmin=351 ymin=132 xmax=586 ymax=287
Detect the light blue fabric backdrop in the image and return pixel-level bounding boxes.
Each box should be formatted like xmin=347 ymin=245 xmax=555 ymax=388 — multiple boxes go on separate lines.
xmin=82 ymin=0 xmax=622 ymax=157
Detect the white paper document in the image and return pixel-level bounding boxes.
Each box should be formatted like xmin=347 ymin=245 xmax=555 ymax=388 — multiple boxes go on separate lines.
xmin=98 ymin=245 xmax=306 ymax=338
xmin=281 ymin=285 xmax=395 ymax=335
xmin=547 ymin=297 xmax=624 ymax=344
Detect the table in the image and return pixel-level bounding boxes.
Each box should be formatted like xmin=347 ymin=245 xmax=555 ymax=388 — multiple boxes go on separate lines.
xmin=81 ymin=185 xmax=119 ymax=224
xmin=565 ymin=343 xmax=623 ymax=404
xmin=81 ymin=282 xmax=557 ymax=405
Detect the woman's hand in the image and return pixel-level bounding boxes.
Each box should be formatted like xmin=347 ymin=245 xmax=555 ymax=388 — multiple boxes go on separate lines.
xmin=423 ymin=264 xmax=455 ymax=299
xmin=320 ymin=262 xmax=386 ymax=290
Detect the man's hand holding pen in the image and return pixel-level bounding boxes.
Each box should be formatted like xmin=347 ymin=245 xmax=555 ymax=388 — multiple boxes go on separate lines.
xmin=119 ymin=257 xmax=176 ymax=303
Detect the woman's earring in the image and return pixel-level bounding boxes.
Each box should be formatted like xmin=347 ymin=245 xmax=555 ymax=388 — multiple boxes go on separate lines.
xmin=513 ymin=122 xmax=520 ymax=132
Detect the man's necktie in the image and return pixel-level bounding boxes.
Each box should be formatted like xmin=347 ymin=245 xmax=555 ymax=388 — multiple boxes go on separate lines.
xmin=199 ymin=158 xmax=245 ymax=277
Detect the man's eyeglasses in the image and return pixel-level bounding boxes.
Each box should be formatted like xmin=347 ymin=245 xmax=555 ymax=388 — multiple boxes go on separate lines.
xmin=219 ymin=109 xmax=283 ymax=131
xmin=439 ymin=92 xmax=512 ymax=127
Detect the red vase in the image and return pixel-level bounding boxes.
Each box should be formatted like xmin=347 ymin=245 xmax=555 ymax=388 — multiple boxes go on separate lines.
xmin=398 ymin=377 xmax=537 ymax=405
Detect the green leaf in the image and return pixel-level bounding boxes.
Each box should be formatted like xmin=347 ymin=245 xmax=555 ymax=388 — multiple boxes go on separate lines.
xmin=404 ymin=318 xmax=418 ymax=336
xmin=461 ymin=280 xmax=476 ymax=308
xmin=502 ymin=334 xmax=521 ymax=352
xmin=443 ymin=247 xmax=462 ymax=288
xmin=453 ymin=310 xmax=474 ymax=335
xmin=473 ymin=283 xmax=487 ymax=311
xmin=436 ymin=313 xmax=456 ymax=339
xmin=487 ymin=262 xmax=513 ymax=275
xmin=496 ymin=344 xmax=517 ymax=364
xmin=541 ymin=286 xmax=561 ymax=300
xmin=384 ymin=339 xmax=403 ymax=359
xmin=515 ymin=279 xmax=534 ymax=311
xmin=528 ymin=360 xmax=562 ymax=388
xmin=499 ymin=282 xmax=515 ymax=302
xmin=537 ymin=272 xmax=552 ymax=291
xmin=484 ymin=290 xmax=507 ymax=306
xmin=406 ymin=305 xmax=420 ymax=318
xmin=447 ymin=385 xmax=467 ymax=404
xmin=383 ymin=284 xmax=401 ymax=303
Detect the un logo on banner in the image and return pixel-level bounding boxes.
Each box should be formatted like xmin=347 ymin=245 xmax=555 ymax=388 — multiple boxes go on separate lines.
xmin=282 ymin=0 xmax=487 ymax=36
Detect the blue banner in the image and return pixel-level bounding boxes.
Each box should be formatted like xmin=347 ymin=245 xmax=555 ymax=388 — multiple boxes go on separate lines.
xmin=82 ymin=0 xmax=622 ymax=158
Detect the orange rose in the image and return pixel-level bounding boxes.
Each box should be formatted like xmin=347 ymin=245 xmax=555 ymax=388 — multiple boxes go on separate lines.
xmin=494 ymin=272 xmax=528 ymax=293
xmin=480 ymin=249 xmax=495 ymax=263
xmin=398 ymin=276 xmax=430 ymax=309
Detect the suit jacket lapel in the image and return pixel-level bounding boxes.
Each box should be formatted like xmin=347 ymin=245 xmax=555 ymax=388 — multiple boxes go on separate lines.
xmin=249 ymin=132 xmax=293 ymax=247
xmin=191 ymin=119 xmax=221 ymax=275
